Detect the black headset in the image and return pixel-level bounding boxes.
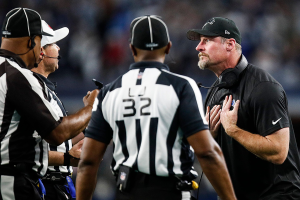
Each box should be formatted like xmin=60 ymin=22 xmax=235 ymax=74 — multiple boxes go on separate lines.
xmin=198 ymin=55 xmax=248 ymax=89
xmin=28 ymin=35 xmax=36 ymax=49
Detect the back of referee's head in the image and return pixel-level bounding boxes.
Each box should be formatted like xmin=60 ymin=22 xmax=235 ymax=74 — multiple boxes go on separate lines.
xmin=129 ymin=15 xmax=172 ymax=62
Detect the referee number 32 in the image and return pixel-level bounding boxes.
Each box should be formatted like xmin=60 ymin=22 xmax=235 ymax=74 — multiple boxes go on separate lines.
xmin=123 ymin=98 xmax=151 ymax=117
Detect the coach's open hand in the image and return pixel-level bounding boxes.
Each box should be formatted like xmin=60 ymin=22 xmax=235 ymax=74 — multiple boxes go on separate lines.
xmin=220 ymin=95 xmax=240 ymax=137
xmin=206 ymin=105 xmax=221 ymax=138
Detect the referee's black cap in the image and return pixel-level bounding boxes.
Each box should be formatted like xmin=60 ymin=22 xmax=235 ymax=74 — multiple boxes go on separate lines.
xmin=130 ymin=15 xmax=170 ymax=51
xmin=2 ymin=7 xmax=53 ymax=38
xmin=186 ymin=17 xmax=241 ymax=45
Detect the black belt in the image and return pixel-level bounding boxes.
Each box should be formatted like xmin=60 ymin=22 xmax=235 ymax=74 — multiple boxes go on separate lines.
xmin=0 ymin=164 xmax=40 ymax=183
xmin=131 ymin=171 xmax=178 ymax=189
xmin=42 ymin=171 xmax=70 ymax=184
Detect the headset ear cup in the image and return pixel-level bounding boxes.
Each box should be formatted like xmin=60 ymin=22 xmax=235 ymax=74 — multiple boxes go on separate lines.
xmin=29 ymin=36 xmax=36 ymax=49
xmin=219 ymin=69 xmax=239 ymax=88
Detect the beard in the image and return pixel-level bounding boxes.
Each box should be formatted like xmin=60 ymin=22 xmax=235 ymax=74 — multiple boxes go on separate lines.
xmin=198 ymin=53 xmax=210 ymax=70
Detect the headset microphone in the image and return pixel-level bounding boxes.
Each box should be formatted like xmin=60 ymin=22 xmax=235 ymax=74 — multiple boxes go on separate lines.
xmin=44 ymin=55 xmax=61 ymax=60
xmin=197 ymin=82 xmax=227 ymax=89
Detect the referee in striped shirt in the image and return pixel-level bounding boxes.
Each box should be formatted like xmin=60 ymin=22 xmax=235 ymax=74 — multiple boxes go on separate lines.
xmin=31 ymin=20 xmax=84 ymax=200
xmin=77 ymin=15 xmax=236 ymax=200
xmin=0 ymin=8 xmax=98 ymax=200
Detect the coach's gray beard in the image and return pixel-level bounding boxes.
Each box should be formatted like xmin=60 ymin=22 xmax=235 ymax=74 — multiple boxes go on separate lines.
xmin=198 ymin=58 xmax=209 ymax=70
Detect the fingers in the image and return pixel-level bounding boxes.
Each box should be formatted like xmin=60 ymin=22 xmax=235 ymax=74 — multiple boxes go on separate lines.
xmin=206 ymin=106 xmax=210 ymax=116
xmin=222 ymin=95 xmax=233 ymax=111
xmin=233 ymin=100 xmax=240 ymax=113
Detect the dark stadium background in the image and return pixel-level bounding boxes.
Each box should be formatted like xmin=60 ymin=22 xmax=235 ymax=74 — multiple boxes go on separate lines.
xmin=1 ymin=0 xmax=300 ymax=199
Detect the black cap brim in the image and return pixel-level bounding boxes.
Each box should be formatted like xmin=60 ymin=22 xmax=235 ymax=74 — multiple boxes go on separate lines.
xmin=41 ymin=30 xmax=53 ymax=37
xmin=186 ymin=29 xmax=219 ymax=41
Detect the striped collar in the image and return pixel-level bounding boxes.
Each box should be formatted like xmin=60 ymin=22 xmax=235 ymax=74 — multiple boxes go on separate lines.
xmin=129 ymin=61 xmax=170 ymax=71
xmin=0 ymin=49 xmax=27 ymax=69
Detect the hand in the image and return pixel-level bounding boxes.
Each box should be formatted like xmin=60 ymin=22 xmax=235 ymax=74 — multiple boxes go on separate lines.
xmin=83 ymin=89 xmax=99 ymax=107
xmin=220 ymin=95 xmax=240 ymax=137
xmin=69 ymin=139 xmax=84 ymax=166
xmin=205 ymin=105 xmax=221 ymax=138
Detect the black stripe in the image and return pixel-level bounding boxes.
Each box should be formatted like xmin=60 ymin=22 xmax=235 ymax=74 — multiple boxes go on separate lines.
xmin=0 ymin=176 xmax=2 ymax=200
xmin=32 ymin=73 xmax=48 ymax=100
xmin=0 ymin=61 xmax=6 ymax=77
xmin=49 ymin=144 xmax=59 ymax=171
xmin=180 ymin=137 xmax=194 ymax=176
xmin=136 ymin=68 xmax=145 ymax=85
xmin=166 ymin=112 xmax=179 ymax=176
xmin=116 ymin=120 xmax=129 ymax=163
xmin=65 ymin=140 xmax=70 ymax=172
xmin=132 ymin=119 xmax=142 ymax=170
xmin=149 ymin=117 xmax=158 ymax=175
xmin=111 ymin=143 xmax=117 ymax=174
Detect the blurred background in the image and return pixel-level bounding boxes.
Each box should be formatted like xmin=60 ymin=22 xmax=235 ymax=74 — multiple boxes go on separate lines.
xmin=1 ymin=0 xmax=300 ymax=199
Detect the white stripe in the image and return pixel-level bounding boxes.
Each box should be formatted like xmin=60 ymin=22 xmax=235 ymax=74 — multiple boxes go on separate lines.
xmin=131 ymin=16 xmax=147 ymax=45
xmin=172 ymin=129 xmax=183 ymax=175
xmin=181 ymin=191 xmax=191 ymax=200
xmin=162 ymin=69 xmax=208 ymax=124
xmin=7 ymin=59 xmax=60 ymax=121
xmin=22 ymin=8 xmax=30 ymax=36
xmin=152 ymin=16 xmax=170 ymax=42
xmin=1 ymin=175 xmax=16 ymax=200
xmin=147 ymin=16 xmax=153 ymax=50
xmin=5 ymin=8 xmax=21 ymax=31
xmin=0 ymin=110 xmax=20 ymax=165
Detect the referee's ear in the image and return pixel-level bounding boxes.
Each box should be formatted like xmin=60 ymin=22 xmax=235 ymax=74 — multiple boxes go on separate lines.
xmin=165 ymin=41 xmax=172 ymax=55
xmin=129 ymin=44 xmax=137 ymax=56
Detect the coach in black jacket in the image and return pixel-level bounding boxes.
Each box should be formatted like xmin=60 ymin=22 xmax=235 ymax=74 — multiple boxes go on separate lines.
xmin=187 ymin=17 xmax=300 ymax=200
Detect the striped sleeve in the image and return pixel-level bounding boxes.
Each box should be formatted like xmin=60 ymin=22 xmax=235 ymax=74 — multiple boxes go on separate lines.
xmin=178 ymin=78 xmax=208 ymax=137
xmin=6 ymin=62 xmax=61 ymax=138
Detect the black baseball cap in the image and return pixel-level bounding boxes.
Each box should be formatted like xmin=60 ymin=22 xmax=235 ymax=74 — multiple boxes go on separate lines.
xmin=186 ymin=17 xmax=241 ymax=45
xmin=130 ymin=15 xmax=170 ymax=51
xmin=2 ymin=7 xmax=53 ymax=38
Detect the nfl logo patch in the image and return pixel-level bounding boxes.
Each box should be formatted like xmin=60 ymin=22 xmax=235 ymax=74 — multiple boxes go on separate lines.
xmin=137 ymin=72 xmax=143 ymax=79
xmin=120 ymin=172 xmax=126 ymax=181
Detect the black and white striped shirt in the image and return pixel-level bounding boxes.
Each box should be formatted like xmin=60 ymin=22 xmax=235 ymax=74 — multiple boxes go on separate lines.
xmin=86 ymin=61 xmax=208 ymax=178
xmin=0 ymin=49 xmax=61 ymax=176
xmin=35 ymin=74 xmax=72 ymax=174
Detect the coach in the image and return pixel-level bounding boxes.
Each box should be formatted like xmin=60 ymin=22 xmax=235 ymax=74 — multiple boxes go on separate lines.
xmin=76 ymin=15 xmax=236 ymax=200
xmin=187 ymin=17 xmax=300 ymax=199
xmin=0 ymin=8 xmax=98 ymax=200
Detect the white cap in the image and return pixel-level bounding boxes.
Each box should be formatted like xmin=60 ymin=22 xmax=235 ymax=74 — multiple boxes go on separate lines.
xmin=41 ymin=20 xmax=69 ymax=47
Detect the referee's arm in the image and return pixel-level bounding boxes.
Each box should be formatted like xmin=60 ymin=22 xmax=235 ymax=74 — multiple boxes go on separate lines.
xmin=76 ymin=137 xmax=108 ymax=200
xmin=187 ymin=130 xmax=237 ymax=200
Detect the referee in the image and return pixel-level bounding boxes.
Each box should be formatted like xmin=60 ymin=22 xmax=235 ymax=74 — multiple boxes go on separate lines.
xmin=76 ymin=15 xmax=236 ymax=200
xmin=31 ymin=20 xmax=84 ymax=200
xmin=0 ymin=8 xmax=98 ymax=200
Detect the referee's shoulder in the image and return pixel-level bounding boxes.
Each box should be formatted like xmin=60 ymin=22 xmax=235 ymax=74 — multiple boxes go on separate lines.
xmin=161 ymin=69 xmax=198 ymax=87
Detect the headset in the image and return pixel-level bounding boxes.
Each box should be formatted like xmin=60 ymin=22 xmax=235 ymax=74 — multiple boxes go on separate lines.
xmin=198 ymin=55 xmax=248 ymax=89
xmin=29 ymin=35 xmax=36 ymax=49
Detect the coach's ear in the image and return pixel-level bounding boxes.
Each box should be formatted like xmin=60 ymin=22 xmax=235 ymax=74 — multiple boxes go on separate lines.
xmin=165 ymin=41 xmax=172 ymax=54
xmin=129 ymin=44 xmax=137 ymax=56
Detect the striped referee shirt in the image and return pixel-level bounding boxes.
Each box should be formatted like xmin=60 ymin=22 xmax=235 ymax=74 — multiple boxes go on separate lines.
xmin=86 ymin=61 xmax=208 ymax=178
xmin=0 ymin=49 xmax=61 ymax=176
xmin=35 ymin=74 xmax=72 ymax=174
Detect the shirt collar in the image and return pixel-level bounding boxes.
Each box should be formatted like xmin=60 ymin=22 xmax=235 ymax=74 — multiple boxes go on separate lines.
xmin=129 ymin=61 xmax=170 ymax=71
xmin=33 ymin=72 xmax=56 ymax=91
xmin=0 ymin=49 xmax=27 ymax=69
